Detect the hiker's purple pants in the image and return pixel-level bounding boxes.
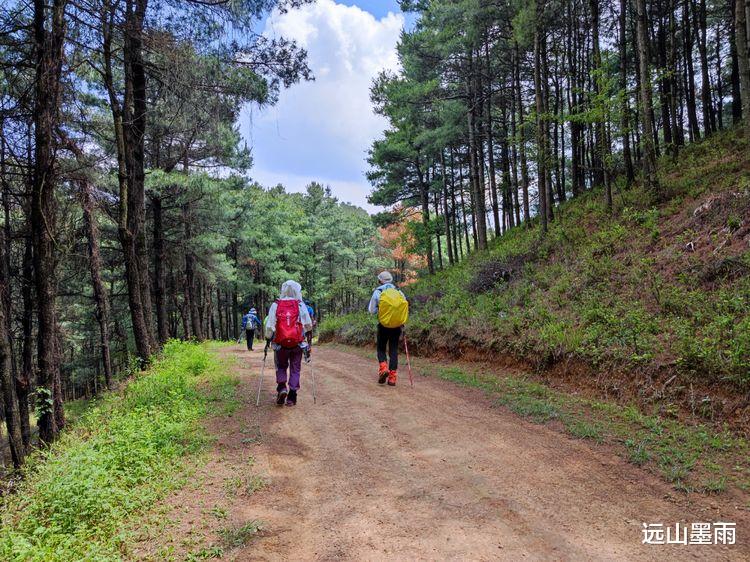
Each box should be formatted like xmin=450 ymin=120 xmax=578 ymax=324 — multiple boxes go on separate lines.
xmin=275 ymin=347 xmax=302 ymax=391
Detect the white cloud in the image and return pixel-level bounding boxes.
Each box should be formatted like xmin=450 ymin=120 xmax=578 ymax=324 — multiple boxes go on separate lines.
xmin=242 ymin=1 xmax=404 ymax=211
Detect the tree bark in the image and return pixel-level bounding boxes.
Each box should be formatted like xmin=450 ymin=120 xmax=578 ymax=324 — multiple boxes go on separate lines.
xmin=619 ymin=0 xmax=635 ymax=184
xmin=440 ymin=151 xmax=454 ymax=265
xmin=19 ymin=230 xmax=33 ymax=447
xmin=695 ymin=0 xmax=716 ymax=135
xmin=32 ymin=0 xmax=67 ymax=443
xmin=0 ymin=225 xmax=24 ymax=467
xmin=80 ymin=180 xmax=113 ymax=388
xmin=535 ymin=1 xmax=549 ymax=232
xmin=590 ymin=0 xmax=612 ymax=209
xmin=735 ymin=0 xmax=750 ymax=136
xmin=183 ymin=203 xmax=203 ymax=340
xmin=730 ymin=0 xmax=743 ymax=124
xmin=102 ymin=0 xmax=152 ymax=362
xmin=635 ymin=0 xmax=661 ymax=193
xmin=514 ymin=42 xmax=532 ymax=223
xmin=153 ymin=195 xmax=169 ymax=344
xmin=683 ymin=0 xmax=702 ymax=141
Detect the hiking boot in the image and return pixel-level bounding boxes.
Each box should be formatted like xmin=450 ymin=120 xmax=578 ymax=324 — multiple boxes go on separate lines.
xmin=286 ymin=389 xmax=297 ymax=406
xmin=378 ymin=361 xmax=389 ymax=385
xmin=387 ymin=370 xmax=397 ymax=386
xmin=276 ymin=383 xmax=288 ymax=406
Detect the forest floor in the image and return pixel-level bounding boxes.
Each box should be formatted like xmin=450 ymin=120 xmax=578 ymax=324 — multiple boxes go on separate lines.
xmin=137 ymin=343 xmax=750 ymax=561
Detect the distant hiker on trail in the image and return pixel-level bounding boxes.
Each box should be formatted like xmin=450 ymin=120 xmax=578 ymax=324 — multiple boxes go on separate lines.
xmin=240 ymin=308 xmax=261 ymax=351
xmin=265 ymin=280 xmax=313 ymax=406
xmin=304 ymin=299 xmax=316 ymax=347
xmin=368 ymin=271 xmax=409 ymax=386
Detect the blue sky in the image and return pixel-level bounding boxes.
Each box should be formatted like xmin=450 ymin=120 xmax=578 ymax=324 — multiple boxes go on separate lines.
xmin=239 ymin=0 xmax=406 ymax=212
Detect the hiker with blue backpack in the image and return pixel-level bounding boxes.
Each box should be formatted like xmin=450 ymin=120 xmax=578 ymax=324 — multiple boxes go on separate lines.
xmin=240 ymin=308 xmax=261 ymax=351
xmin=265 ymin=280 xmax=313 ymax=406
xmin=304 ymin=300 xmax=316 ymax=348
xmin=368 ymin=271 xmax=409 ymax=386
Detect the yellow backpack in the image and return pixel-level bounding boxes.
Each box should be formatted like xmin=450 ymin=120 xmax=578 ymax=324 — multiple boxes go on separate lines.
xmin=378 ymin=288 xmax=409 ymax=328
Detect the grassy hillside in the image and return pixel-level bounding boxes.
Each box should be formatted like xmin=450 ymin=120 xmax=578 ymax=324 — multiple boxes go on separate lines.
xmin=0 ymin=341 xmax=239 ymax=561
xmin=321 ymin=129 xmax=750 ymax=429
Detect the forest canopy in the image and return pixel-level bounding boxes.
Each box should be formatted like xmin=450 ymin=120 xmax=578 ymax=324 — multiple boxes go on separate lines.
xmin=0 ymin=0 xmax=386 ymax=468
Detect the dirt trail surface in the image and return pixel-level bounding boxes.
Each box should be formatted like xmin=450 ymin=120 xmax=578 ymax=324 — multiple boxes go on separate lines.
xmin=142 ymin=344 xmax=749 ymax=561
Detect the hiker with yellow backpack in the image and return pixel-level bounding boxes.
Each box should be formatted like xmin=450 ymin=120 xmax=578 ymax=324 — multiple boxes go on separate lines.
xmin=368 ymin=271 xmax=409 ymax=386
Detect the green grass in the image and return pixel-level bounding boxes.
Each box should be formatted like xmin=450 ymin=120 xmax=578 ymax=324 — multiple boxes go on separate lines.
xmin=218 ymin=521 xmax=264 ymax=549
xmin=0 ymin=340 xmax=239 ymax=561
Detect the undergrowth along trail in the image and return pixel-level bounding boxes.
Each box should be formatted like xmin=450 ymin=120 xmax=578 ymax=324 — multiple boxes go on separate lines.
xmin=0 ymin=341 xmax=239 ymax=561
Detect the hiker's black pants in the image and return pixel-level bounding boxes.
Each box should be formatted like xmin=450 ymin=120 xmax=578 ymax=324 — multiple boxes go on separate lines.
xmin=245 ymin=329 xmax=255 ymax=351
xmin=376 ymin=324 xmax=401 ymax=371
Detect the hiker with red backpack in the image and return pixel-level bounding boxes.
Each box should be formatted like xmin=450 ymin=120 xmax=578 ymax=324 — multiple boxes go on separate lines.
xmin=264 ymin=280 xmax=313 ymax=406
xmin=368 ymin=271 xmax=409 ymax=386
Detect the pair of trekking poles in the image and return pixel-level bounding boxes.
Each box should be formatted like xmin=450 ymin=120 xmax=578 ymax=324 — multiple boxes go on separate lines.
xmin=254 ymin=333 xmax=414 ymax=406
xmin=255 ymin=340 xmax=317 ymax=406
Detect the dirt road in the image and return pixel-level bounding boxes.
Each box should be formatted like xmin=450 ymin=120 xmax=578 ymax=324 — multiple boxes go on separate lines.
xmin=148 ymin=344 xmax=749 ymax=561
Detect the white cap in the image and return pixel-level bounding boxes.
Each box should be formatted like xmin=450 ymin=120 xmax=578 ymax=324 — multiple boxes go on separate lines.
xmin=377 ymin=271 xmax=393 ymax=284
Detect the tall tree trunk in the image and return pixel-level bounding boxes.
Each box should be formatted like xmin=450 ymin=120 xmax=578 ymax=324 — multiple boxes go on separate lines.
xmin=716 ymin=24 xmax=724 ymax=130
xmin=619 ymin=0 xmax=635 ymax=184
xmin=417 ymin=163 xmax=435 ymax=273
xmin=102 ymin=0 xmax=152 ymax=362
xmin=484 ymin=43 xmax=501 ymax=237
xmin=736 ymin=0 xmax=750 ymax=136
xmin=683 ymin=0 xmax=702 ymax=141
xmin=1 ymin=121 xmax=29 ymax=450
xmin=668 ymin=0 xmax=683 ymax=149
xmin=19 ymin=230 xmax=33 ymax=447
xmin=514 ymin=43 xmax=532 ymax=223
xmin=467 ymin=94 xmax=488 ymax=247
xmin=433 ymin=192 xmax=443 ymax=269
xmin=509 ymin=74 xmax=523 ymax=227
xmin=440 ymin=151 xmax=454 ymax=265
xmin=32 ymin=0 xmax=67 ymax=443
xmin=499 ymin=106 xmax=515 ymax=230
xmin=457 ymin=154 xmax=473 ymax=252
xmin=0 ymin=225 xmax=24 ymax=467
xmin=183 ymin=203 xmax=203 ymax=340
xmin=635 ymin=0 xmax=661 ymax=193
xmin=590 ymin=0 xmax=612 ymax=208
xmin=535 ymin=2 xmax=549 ymax=232
xmin=80 ymin=181 xmax=113 ymax=388
xmin=657 ymin=13 xmax=674 ymax=150
xmin=695 ymin=0 xmax=716 ymax=134
xmin=730 ymin=0 xmax=743 ymax=124
xmin=123 ymin=0 xmax=155 ymax=358
xmin=153 ymin=195 xmax=169 ymax=344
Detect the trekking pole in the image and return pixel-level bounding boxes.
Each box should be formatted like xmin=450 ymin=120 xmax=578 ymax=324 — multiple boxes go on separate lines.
xmin=305 ymin=348 xmax=317 ymax=404
xmin=403 ymin=333 xmax=415 ymax=388
xmin=256 ymin=341 xmax=270 ymax=406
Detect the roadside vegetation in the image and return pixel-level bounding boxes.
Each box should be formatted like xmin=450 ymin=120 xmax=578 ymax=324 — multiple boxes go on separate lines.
xmin=0 ymin=341 xmax=238 ymax=561
xmin=323 ymin=130 xmax=750 ymax=434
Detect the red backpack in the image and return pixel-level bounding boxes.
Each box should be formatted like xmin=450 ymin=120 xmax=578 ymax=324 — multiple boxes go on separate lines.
xmin=273 ymin=299 xmax=304 ymax=348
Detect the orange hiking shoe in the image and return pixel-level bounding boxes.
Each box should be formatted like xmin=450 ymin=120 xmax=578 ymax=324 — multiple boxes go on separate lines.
xmin=378 ymin=362 xmax=389 ymax=384
xmin=387 ymin=370 xmax=397 ymax=386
